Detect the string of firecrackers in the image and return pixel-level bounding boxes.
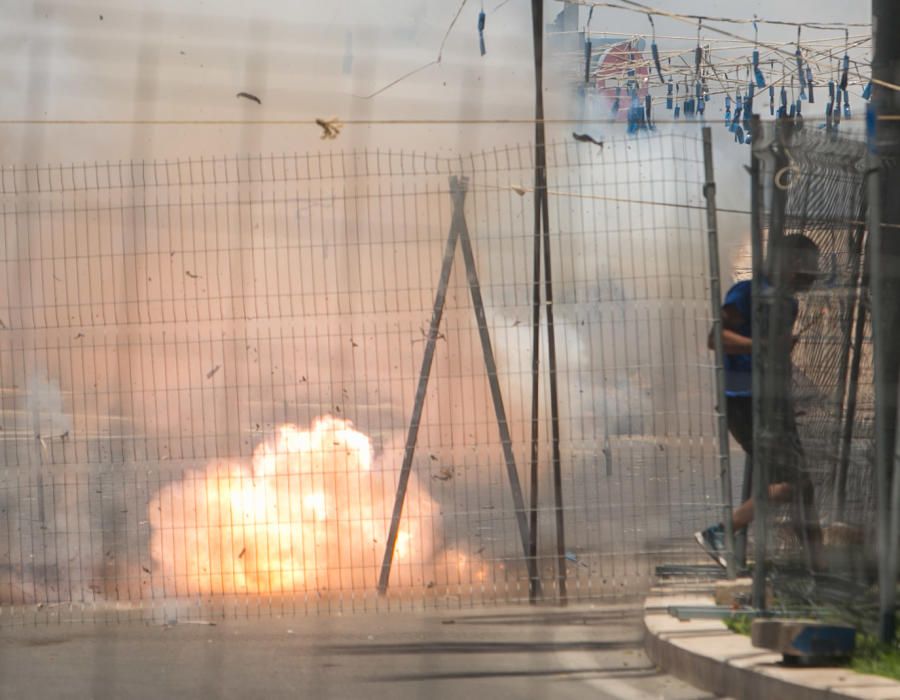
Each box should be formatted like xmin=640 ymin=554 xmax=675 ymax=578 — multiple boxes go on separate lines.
xmin=573 ymin=4 xmax=878 ymax=143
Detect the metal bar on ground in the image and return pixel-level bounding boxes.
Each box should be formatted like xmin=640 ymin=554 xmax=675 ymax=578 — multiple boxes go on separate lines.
xmin=377 ymin=175 xmax=464 ymax=594
xmin=702 ymin=126 xmax=736 ymax=580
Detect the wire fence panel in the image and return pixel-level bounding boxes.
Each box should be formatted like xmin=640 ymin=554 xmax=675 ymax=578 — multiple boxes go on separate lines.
xmin=753 ymin=123 xmax=879 ymax=626
xmin=0 ymin=133 xmax=723 ymax=624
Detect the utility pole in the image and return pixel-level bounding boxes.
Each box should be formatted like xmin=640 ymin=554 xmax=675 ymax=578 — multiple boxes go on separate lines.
xmin=870 ymin=0 xmax=900 ymax=645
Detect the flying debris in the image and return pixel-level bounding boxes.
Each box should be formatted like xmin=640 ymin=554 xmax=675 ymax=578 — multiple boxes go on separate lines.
xmin=315 ymin=117 xmax=344 ymax=140
xmin=572 ymin=132 xmax=604 ymax=147
xmin=236 ymin=92 xmax=261 ymax=104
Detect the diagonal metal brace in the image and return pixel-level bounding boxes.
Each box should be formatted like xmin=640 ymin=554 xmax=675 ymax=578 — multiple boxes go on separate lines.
xmin=377 ymin=175 xmax=537 ymax=594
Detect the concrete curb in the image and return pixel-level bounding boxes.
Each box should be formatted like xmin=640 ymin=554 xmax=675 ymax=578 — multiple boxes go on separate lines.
xmin=643 ymin=590 xmax=900 ymax=700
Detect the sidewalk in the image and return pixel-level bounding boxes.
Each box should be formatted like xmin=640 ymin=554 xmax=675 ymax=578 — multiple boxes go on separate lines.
xmin=644 ymin=586 xmax=900 ymax=700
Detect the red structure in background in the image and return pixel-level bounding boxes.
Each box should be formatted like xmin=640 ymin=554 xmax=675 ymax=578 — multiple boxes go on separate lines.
xmin=590 ymin=37 xmax=651 ymax=120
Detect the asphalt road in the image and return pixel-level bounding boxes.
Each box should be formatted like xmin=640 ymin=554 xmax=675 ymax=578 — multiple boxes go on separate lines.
xmin=0 ymin=603 xmax=714 ymax=700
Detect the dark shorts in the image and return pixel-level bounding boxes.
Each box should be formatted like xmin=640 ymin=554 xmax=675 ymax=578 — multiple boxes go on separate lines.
xmin=726 ymin=395 xmax=804 ymax=485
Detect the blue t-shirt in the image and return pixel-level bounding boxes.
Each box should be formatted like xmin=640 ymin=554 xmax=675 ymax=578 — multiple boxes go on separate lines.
xmin=723 ymin=280 xmax=798 ymax=397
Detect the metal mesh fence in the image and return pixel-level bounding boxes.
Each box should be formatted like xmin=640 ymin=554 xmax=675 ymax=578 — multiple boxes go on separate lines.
xmin=0 ymin=132 xmax=724 ymax=624
xmin=752 ymin=122 xmax=880 ymax=624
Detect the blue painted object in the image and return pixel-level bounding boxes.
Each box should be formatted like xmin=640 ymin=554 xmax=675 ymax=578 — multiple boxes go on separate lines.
xmin=478 ymin=11 xmax=486 ymax=56
xmin=752 ymin=49 xmax=765 ymax=87
xmin=862 ymin=81 xmax=872 ymax=100
xmin=667 ymin=82 xmax=674 ymax=109
xmin=583 ymin=39 xmax=591 ymax=82
xmin=791 ymin=625 xmax=855 ymax=657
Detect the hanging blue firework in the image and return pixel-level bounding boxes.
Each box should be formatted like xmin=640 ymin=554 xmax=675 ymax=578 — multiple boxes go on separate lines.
xmin=834 ymin=89 xmax=843 ymax=126
xmin=684 ymin=91 xmax=696 ymax=118
xmin=752 ymin=49 xmax=766 ymax=88
xmin=674 ymin=102 xmax=681 ymax=119
xmin=742 ymin=86 xmax=753 ymax=131
xmin=735 ymin=125 xmax=745 ymax=144
xmin=645 ymin=95 xmax=653 ymax=128
xmin=583 ymin=38 xmax=592 ymax=83
xmin=769 ymin=85 xmax=775 ymax=116
xmin=862 ymin=81 xmax=873 ymax=100
xmin=840 ymin=53 xmax=850 ymax=91
xmin=796 ymin=50 xmax=807 ymax=100
xmin=778 ymin=86 xmax=788 ymax=118
xmin=843 ymin=89 xmax=851 ymax=118
xmin=725 ymin=95 xmax=732 ymax=126
xmin=478 ymin=10 xmax=486 ymax=56
xmin=667 ymin=81 xmax=674 ymax=109
xmin=730 ymin=101 xmax=742 ymax=132
xmin=806 ymin=66 xmax=815 ymax=103
xmin=611 ymin=86 xmax=621 ymax=117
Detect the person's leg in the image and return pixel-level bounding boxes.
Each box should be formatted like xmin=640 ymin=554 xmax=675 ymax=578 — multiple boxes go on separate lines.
xmin=791 ymin=477 xmax=827 ymax=571
xmin=731 ymin=482 xmax=794 ymax=531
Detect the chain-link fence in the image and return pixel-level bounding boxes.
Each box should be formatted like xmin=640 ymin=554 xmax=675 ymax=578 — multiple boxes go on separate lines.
xmin=0 ymin=132 xmax=726 ymax=624
xmin=751 ymin=120 xmax=885 ymax=629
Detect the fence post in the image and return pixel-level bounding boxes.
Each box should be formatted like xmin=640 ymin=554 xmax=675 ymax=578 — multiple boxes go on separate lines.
xmin=750 ymin=115 xmax=769 ymax=610
xmin=702 ymin=127 xmax=736 ymax=579
xmin=869 ymin=154 xmax=900 ymax=644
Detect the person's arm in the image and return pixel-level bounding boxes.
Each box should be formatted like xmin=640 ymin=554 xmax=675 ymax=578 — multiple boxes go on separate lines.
xmin=708 ymin=305 xmax=752 ymax=355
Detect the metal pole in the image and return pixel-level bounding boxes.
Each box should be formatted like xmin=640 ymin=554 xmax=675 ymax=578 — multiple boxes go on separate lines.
xmin=540 ymin=157 xmax=567 ymax=605
xmin=759 ymin=117 xmax=794 ymax=605
xmin=702 ymin=127 xmax=736 ymax=579
xmin=871 ymin=0 xmax=900 ymax=645
xmin=532 ymin=0 xmax=567 ymax=604
xmin=869 ymin=156 xmax=898 ymax=644
xmin=750 ymin=114 xmax=769 ymax=610
xmin=834 ymin=231 xmax=869 ymax=522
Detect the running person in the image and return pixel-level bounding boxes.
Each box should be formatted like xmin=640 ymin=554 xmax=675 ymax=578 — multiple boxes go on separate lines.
xmin=695 ymin=233 xmax=826 ymax=571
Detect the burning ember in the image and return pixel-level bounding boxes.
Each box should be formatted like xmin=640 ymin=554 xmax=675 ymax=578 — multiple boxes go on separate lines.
xmin=148 ymin=416 xmax=457 ymax=596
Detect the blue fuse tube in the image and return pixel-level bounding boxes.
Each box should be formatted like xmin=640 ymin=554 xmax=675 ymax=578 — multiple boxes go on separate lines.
xmin=843 ymin=89 xmax=851 ymax=118
xmin=862 ymin=81 xmax=872 ymax=100
xmin=806 ymin=66 xmax=815 ymax=103
xmin=769 ymin=85 xmax=775 ymax=115
xmin=735 ymin=125 xmax=745 ymax=144
xmin=611 ymin=86 xmax=621 ymax=116
xmin=666 ymin=82 xmax=674 ymax=109
xmin=779 ymin=86 xmax=788 ymax=118
xmin=834 ymin=89 xmax=842 ymax=126
xmin=730 ymin=103 xmax=742 ymax=132
xmin=840 ymin=53 xmax=849 ymax=91
xmin=725 ymin=95 xmax=732 ymax=125
xmin=685 ymin=98 xmax=695 ymax=117
xmin=752 ymin=49 xmax=766 ymax=87
xmin=796 ymin=50 xmax=807 ymax=99
xmin=478 ymin=11 xmax=486 ymax=56
xmin=583 ymin=39 xmax=591 ymax=83
xmin=645 ymin=95 xmax=653 ymax=126
xmin=674 ymin=103 xmax=681 ymax=119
